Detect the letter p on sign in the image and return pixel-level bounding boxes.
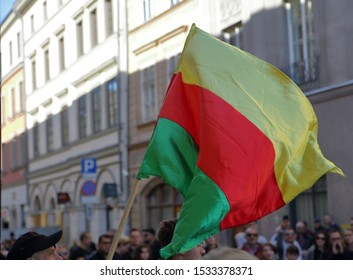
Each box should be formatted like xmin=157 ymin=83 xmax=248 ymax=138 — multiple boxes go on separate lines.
xmin=81 ymin=158 xmax=97 ymax=175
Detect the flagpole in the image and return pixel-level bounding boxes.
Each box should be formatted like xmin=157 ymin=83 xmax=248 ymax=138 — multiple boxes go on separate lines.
xmin=107 ymin=179 xmax=141 ymax=260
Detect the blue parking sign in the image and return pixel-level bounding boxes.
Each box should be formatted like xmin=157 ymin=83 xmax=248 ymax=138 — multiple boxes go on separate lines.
xmin=81 ymin=158 xmax=96 ymax=175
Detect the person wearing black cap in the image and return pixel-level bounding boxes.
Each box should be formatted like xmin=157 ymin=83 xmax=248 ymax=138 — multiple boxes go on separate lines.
xmin=6 ymin=230 xmax=64 ymax=260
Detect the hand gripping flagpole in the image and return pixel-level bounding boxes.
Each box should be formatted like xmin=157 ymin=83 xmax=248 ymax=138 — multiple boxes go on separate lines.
xmin=107 ymin=179 xmax=141 ymax=260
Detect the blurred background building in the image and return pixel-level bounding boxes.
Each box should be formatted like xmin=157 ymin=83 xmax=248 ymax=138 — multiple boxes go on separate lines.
xmin=1 ymin=0 xmax=352 ymax=246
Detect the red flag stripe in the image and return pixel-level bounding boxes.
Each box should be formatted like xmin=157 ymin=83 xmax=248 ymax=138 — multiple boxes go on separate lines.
xmin=160 ymin=73 xmax=285 ymax=228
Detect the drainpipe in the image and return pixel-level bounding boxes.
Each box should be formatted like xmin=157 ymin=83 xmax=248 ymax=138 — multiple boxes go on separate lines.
xmin=116 ymin=0 xmax=130 ymax=230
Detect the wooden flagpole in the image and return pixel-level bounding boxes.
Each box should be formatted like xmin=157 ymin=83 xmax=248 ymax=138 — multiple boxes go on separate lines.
xmin=107 ymin=179 xmax=141 ymax=260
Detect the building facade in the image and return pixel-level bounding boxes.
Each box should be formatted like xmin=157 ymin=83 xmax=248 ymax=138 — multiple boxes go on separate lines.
xmin=1 ymin=8 xmax=27 ymax=240
xmin=1 ymin=0 xmax=129 ymax=245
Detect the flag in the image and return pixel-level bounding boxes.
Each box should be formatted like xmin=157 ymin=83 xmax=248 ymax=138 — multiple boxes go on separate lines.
xmin=136 ymin=24 xmax=343 ymax=259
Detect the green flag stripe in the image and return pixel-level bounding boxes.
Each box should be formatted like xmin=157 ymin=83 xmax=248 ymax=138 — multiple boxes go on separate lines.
xmin=137 ymin=118 xmax=230 ymax=259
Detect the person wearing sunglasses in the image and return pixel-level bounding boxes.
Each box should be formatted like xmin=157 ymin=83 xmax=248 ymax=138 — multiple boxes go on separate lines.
xmin=327 ymin=229 xmax=353 ymax=260
xmin=240 ymin=228 xmax=263 ymax=259
xmin=306 ymin=230 xmax=329 ymax=260
xmin=276 ymin=228 xmax=303 ymax=260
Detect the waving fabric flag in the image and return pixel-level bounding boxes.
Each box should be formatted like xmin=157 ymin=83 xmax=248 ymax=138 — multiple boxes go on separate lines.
xmin=136 ymin=24 xmax=343 ymax=259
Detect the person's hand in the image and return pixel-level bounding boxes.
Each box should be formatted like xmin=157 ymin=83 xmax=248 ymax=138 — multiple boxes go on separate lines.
xmin=332 ymin=242 xmax=343 ymax=254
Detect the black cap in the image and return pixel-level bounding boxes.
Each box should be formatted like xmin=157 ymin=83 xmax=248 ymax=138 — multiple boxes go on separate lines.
xmin=7 ymin=230 xmax=63 ymax=260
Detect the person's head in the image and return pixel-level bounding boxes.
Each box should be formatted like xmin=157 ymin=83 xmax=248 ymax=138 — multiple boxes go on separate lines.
xmin=286 ymin=245 xmax=299 ymax=260
xmin=328 ymin=229 xmax=343 ymax=247
xmin=97 ymin=234 xmax=113 ymax=255
xmin=281 ymin=215 xmax=290 ymax=230
xmin=205 ymin=235 xmax=219 ymax=251
xmin=157 ymin=218 xmax=205 ymax=260
xmin=324 ymin=214 xmax=334 ymax=226
xmin=261 ymin=243 xmax=276 ymax=260
xmin=80 ymin=231 xmax=93 ymax=247
xmin=314 ymin=218 xmax=322 ymax=229
xmin=6 ymin=230 xmax=63 ymax=260
xmin=343 ymin=228 xmax=353 ymax=246
xmin=284 ymin=228 xmax=297 ymax=244
xmin=314 ymin=230 xmax=327 ymax=249
xmin=202 ymin=246 xmax=258 ymax=260
xmin=245 ymin=227 xmax=259 ymax=245
xmin=129 ymin=228 xmax=141 ymax=247
xmin=295 ymin=221 xmax=306 ymax=234
xmin=133 ymin=244 xmax=150 ymax=260
xmin=117 ymin=236 xmax=130 ymax=254
xmin=142 ymin=228 xmax=156 ymax=245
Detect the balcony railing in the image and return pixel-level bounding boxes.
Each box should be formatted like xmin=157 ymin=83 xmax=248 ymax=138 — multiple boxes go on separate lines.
xmin=282 ymin=56 xmax=319 ymax=89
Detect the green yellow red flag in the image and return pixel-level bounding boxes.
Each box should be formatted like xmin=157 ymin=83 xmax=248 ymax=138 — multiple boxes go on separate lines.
xmin=136 ymin=24 xmax=343 ymax=259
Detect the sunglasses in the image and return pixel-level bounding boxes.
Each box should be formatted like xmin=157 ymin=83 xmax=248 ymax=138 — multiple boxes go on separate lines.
xmin=316 ymin=237 xmax=325 ymax=240
xmin=246 ymin=233 xmax=258 ymax=237
xmin=330 ymin=237 xmax=341 ymax=241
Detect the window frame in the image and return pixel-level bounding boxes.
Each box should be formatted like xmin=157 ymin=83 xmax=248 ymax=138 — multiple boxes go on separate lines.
xmin=78 ymin=95 xmax=87 ymax=139
xmin=92 ymin=86 xmax=102 ymax=134
xmin=106 ymin=78 xmax=118 ymax=128
xmin=46 ymin=115 xmax=54 ymax=153
xmin=141 ymin=65 xmax=157 ymax=123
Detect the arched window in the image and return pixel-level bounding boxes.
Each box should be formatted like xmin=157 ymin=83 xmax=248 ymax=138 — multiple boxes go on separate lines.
xmin=146 ymin=183 xmax=183 ymax=230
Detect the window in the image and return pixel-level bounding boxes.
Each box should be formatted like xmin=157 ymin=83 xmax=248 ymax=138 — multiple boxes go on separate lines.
xmin=14 ymin=83 xmax=22 ymax=114
xmin=17 ymin=32 xmax=21 ymax=58
xmin=58 ymin=36 xmax=65 ymax=71
xmin=43 ymin=1 xmax=48 ymax=21
xmin=78 ymin=95 xmax=87 ymax=139
xmin=31 ymin=57 xmax=37 ymax=90
xmin=107 ymin=78 xmax=118 ymax=127
xmin=9 ymin=88 xmax=15 ymax=118
xmin=18 ymin=81 xmax=24 ymax=112
xmin=2 ymin=143 xmax=7 ymax=173
xmin=92 ymin=87 xmax=102 ymax=133
xmin=170 ymin=0 xmax=180 ymax=7
xmin=30 ymin=15 xmax=35 ymax=34
xmin=105 ymin=0 xmax=113 ymax=36
xmin=33 ymin=123 xmax=40 ymax=157
xmin=141 ymin=65 xmax=157 ymax=122
xmin=146 ymin=183 xmax=183 ymax=230
xmin=1 ymin=97 xmax=4 ymax=125
xmin=289 ymin=176 xmax=327 ymax=228
xmin=143 ymin=0 xmax=151 ymax=21
xmin=61 ymin=107 xmax=69 ymax=146
xmin=44 ymin=48 xmax=50 ymax=82
xmin=90 ymin=9 xmax=98 ymax=48
xmin=9 ymin=41 xmax=13 ymax=66
xmin=18 ymin=133 xmax=27 ymax=167
xmin=10 ymin=139 xmax=17 ymax=169
xmin=285 ymin=0 xmax=317 ymax=84
xmin=222 ymin=23 xmax=244 ymax=50
xmin=46 ymin=115 xmax=54 ymax=152
xmin=167 ymin=53 xmax=180 ymax=81
xmin=76 ymin=20 xmax=84 ymax=57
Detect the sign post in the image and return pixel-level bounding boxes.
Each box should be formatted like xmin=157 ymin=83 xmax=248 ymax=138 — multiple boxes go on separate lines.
xmin=81 ymin=158 xmax=97 ymax=231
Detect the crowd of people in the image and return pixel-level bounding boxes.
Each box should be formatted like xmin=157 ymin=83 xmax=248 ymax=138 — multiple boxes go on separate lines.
xmin=1 ymin=214 xmax=352 ymax=260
